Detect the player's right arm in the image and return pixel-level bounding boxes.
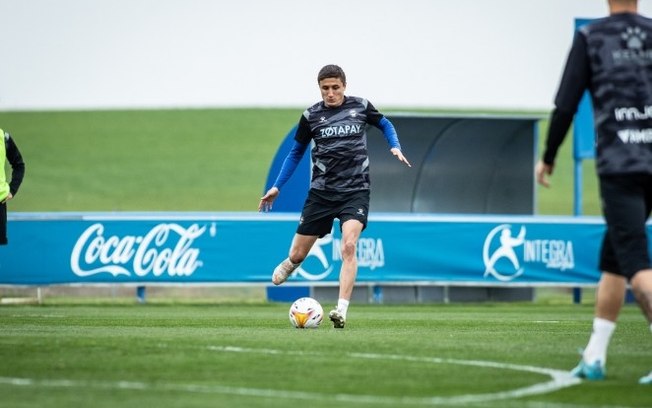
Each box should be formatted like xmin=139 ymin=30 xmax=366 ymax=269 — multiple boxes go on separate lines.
xmin=259 ymin=117 xmax=311 ymax=212
xmin=538 ymin=30 xmax=590 ymax=188
xmin=259 ymin=141 xmax=308 ymax=211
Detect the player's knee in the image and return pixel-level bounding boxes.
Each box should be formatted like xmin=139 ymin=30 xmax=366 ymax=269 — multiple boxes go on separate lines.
xmin=288 ymin=250 xmax=307 ymax=264
xmin=340 ymin=240 xmax=357 ymax=260
xmin=631 ymin=281 xmax=652 ymax=323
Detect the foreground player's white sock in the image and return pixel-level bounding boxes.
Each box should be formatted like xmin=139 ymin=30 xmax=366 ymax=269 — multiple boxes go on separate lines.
xmin=583 ymin=317 xmax=616 ymax=366
xmin=337 ymin=298 xmax=350 ymax=319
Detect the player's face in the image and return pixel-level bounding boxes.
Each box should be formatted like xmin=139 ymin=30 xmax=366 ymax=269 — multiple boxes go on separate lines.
xmin=319 ymin=77 xmax=346 ymax=107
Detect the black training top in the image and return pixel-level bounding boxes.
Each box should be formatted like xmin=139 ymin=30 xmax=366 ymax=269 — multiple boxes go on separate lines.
xmin=4 ymin=132 xmax=25 ymax=196
xmin=544 ymin=12 xmax=652 ymax=175
xmin=295 ymin=96 xmax=385 ymax=192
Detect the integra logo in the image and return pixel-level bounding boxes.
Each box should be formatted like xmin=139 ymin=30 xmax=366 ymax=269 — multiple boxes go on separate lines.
xmin=70 ymin=223 xmax=209 ymax=278
xmin=482 ymin=224 xmax=575 ymax=282
xmin=483 ymin=225 xmax=526 ymax=281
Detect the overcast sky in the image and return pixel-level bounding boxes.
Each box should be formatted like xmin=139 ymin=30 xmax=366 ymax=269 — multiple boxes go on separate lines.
xmin=2 ymin=0 xmax=652 ymax=111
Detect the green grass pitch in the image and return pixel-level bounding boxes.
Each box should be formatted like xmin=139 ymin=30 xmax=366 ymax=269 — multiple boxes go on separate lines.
xmin=1 ymin=301 xmax=650 ymax=407
xmin=0 ymin=109 xmax=628 ymax=407
xmin=0 ymin=108 xmax=600 ymax=215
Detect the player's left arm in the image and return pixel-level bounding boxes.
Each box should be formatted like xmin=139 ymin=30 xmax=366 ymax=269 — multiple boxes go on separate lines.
xmin=377 ymin=117 xmax=411 ymax=167
xmin=5 ymin=132 xmax=25 ymax=198
xmin=366 ymin=102 xmax=411 ymax=167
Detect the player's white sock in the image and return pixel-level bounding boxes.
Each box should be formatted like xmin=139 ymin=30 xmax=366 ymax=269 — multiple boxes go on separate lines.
xmin=583 ymin=317 xmax=616 ymax=366
xmin=337 ymin=298 xmax=350 ymax=319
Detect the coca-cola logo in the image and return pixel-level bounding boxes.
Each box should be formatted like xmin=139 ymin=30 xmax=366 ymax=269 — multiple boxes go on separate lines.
xmin=70 ymin=223 xmax=210 ymax=278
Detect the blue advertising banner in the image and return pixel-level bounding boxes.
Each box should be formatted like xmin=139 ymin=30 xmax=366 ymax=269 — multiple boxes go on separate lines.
xmin=1 ymin=212 xmax=642 ymax=286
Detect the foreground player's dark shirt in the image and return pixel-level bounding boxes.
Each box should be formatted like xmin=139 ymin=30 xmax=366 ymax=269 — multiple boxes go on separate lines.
xmin=544 ymin=12 xmax=652 ymax=176
xmin=295 ymin=96 xmax=385 ymax=192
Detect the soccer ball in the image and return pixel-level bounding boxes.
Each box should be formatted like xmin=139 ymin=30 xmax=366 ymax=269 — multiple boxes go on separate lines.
xmin=289 ymin=297 xmax=323 ymax=329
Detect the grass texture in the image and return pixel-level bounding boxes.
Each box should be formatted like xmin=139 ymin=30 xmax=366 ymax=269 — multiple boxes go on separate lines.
xmin=0 ymin=109 xmax=299 ymax=211
xmin=0 ymin=108 xmax=600 ymax=215
xmin=1 ymin=301 xmax=650 ymax=408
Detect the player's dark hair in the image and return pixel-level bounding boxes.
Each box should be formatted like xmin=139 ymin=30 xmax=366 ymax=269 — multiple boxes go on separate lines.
xmin=318 ymin=65 xmax=346 ymax=85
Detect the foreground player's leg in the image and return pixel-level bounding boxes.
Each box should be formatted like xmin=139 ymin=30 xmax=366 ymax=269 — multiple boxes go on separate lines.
xmin=631 ymin=269 xmax=652 ymax=384
xmin=272 ymin=234 xmax=318 ymax=285
xmin=571 ymin=272 xmax=625 ymax=380
xmin=329 ymin=220 xmax=363 ymax=329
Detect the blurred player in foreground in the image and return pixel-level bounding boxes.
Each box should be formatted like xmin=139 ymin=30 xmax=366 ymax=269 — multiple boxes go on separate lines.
xmin=1 ymin=128 xmax=26 ymax=245
xmin=259 ymin=64 xmax=411 ymax=329
xmin=536 ymin=0 xmax=652 ymax=384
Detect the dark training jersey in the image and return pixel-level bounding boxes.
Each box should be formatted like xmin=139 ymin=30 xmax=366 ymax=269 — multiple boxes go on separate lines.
xmin=545 ymin=12 xmax=652 ymax=176
xmin=3 ymin=131 xmax=25 ymax=196
xmin=295 ymin=96 xmax=387 ymax=192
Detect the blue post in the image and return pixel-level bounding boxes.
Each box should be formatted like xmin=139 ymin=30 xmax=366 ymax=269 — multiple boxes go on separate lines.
xmin=572 ymin=19 xmax=598 ymax=305
xmin=572 ymin=162 xmax=583 ymax=304
xmin=373 ymin=285 xmax=383 ymax=304
xmin=136 ymin=286 xmax=146 ymax=304
xmin=573 ymin=287 xmax=582 ymax=304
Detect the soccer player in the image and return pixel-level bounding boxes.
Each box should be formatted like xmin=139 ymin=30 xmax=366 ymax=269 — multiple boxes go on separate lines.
xmin=536 ymin=0 xmax=652 ymax=383
xmin=259 ymin=64 xmax=411 ymax=329
xmin=1 ymin=128 xmax=26 ymax=245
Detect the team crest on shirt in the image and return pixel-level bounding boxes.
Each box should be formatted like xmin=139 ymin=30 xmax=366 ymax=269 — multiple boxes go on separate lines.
xmin=349 ymin=109 xmax=357 ymax=117
xmin=613 ymin=26 xmax=652 ymax=64
xmin=622 ymin=26 xmax=647 ymax=50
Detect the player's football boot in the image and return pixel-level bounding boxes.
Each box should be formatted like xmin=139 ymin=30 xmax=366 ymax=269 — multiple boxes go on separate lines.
xmin=272 ymin=258 xmax=298 ymax=285
xmin=570 ymin=358 xmax=605 ymax=380
xmin=639 ymin=371 xmax=652 ymax=384
xmin=328 ymin=309 xmax=346 ymax=329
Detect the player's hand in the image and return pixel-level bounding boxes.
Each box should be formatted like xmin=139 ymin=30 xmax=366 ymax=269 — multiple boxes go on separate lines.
xmin=391 ymin=147 xmax=411 ymax=167
xmin=0 ymin=192 xmax=12 ymax=204
xmin=259 ymin=187 xmax=279 ymax=212
xmin=535 ymin=160 xmax=553 ymax=188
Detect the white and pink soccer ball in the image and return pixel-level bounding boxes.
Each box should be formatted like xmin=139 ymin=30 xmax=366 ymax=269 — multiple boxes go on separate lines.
xmin=289 ymin=297 xmax=323 ymax=329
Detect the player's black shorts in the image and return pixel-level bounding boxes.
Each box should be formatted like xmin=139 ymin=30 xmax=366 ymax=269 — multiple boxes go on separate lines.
xmin=296 ymin=189 xmax=370 ymax=238
xmin=0 ymin=201 xmax=7 ymax=245
xmin=599 ymin=173 xmax=652 ymax=279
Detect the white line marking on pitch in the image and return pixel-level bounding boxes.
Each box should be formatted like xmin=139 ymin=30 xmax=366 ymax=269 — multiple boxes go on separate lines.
xmin=0 ymin=345 xmax=582 ymax=406
xmin=208 ymin=345 xmax=583 ymax=405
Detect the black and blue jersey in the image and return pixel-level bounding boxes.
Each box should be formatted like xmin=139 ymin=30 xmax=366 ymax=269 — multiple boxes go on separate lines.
xmin=274 ymin=96 xmax=401 ymax=192
xmin=544 ymin=12 xmax=652 ymax=175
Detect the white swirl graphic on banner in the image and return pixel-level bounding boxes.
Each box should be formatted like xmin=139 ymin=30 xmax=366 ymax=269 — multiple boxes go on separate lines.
xmin=70 ymin=223 xmax=206 ymax=278
xmin=483 ymin=224 xmax=525 ymax=282
xmin=296 ymin=232 xmax=386 ymax=280
xmin=296 ymin=234 xmax=334 ymax=281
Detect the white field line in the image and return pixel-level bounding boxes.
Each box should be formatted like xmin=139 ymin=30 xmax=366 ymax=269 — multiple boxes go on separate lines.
xmin=1 ymin=345 xmax=583 ymax=406
xmin=209 ymin=346 xmax=582 ymax=405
